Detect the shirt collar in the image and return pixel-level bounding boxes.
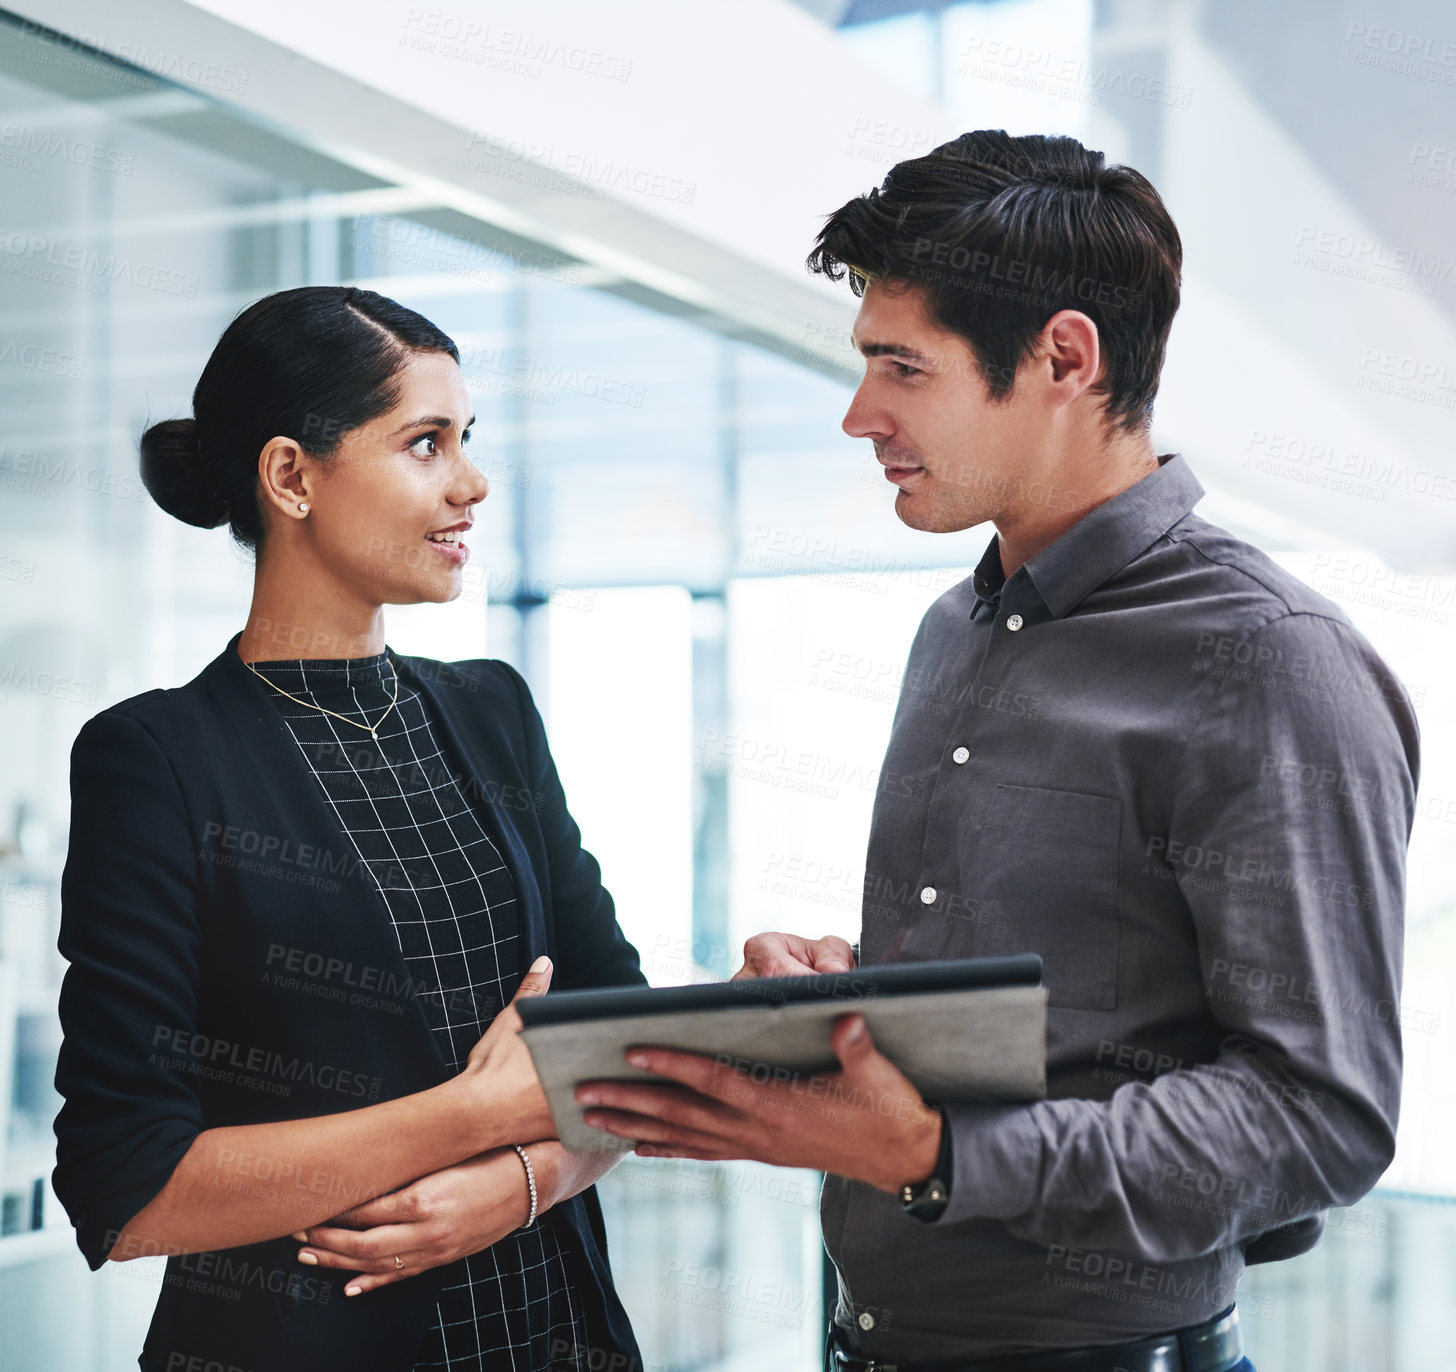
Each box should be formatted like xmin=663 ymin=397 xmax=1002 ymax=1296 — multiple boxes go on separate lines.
xmin=971 ymin=537 xmax=1008 ymax=607
xmin=971 ymin=452 xmax=1203 ymax=618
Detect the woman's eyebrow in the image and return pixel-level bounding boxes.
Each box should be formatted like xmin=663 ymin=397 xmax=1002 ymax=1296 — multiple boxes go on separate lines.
xmin=389 ymin=413 xmax=477 ymax=436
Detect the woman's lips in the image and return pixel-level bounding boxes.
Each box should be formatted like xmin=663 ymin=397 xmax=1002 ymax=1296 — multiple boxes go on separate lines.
xmin=425 ymin=537 xmax=469 ymax=565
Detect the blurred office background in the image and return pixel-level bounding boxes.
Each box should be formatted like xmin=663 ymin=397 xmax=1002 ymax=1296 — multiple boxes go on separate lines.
xmin=0 ymin=0 xmax=1453 ymax=1368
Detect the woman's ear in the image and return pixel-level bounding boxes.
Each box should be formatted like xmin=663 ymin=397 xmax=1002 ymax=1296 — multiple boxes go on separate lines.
xmin=257 ymin=436 xmax=312 ymax=522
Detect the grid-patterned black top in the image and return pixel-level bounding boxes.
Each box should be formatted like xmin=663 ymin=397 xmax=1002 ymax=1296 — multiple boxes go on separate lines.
xmin=247 ymin=647 xmax=590 ymax=1371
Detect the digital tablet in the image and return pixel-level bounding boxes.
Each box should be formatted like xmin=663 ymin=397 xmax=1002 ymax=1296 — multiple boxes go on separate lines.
xmin=518 ymin=954 xmax=1047 ymax=1152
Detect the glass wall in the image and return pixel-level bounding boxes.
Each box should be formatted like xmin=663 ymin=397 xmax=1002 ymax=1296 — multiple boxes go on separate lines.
xmin=0 ymin=11 xmax=910 ymax=1368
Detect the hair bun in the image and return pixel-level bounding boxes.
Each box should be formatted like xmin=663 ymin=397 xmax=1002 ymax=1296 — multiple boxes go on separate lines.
xmin=139 ymin=417 xmax=229 ymax=529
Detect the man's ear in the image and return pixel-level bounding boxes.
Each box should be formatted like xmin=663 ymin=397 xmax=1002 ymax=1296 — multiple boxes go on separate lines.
xmin=1036 ymin=311 xmax=1105 ymax=404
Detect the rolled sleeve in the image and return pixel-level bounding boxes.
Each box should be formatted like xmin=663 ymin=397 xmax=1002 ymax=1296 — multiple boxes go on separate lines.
xmin=937 ymin=1101 xmax=1043 ymax=1225
xmin=52 ymin=711 xmax=205 ymax=1268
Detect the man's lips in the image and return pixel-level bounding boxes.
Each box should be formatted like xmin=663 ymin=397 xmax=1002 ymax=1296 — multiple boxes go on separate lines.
xmin=882 ymin=463 xmax=923 ymax=483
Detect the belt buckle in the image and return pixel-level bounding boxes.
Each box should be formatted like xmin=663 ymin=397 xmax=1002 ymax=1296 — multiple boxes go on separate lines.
xmin=834 ymin=1351 xmax=896 ymax=1372
xmin=830 ymin=1328 xmax=897 ymax=1372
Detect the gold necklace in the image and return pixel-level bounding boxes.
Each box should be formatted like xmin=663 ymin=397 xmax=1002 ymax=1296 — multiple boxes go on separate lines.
xmin=244 ymin=651 xmax=400 ymax=740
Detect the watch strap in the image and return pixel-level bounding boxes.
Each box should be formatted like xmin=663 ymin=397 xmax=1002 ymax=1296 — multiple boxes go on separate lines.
xmin=900 ymin=1102 xmax=952 ymax=1222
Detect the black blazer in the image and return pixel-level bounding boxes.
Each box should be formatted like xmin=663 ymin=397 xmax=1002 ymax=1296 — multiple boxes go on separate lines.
xmin=52 ymin=630 xmax=647 ymax=1372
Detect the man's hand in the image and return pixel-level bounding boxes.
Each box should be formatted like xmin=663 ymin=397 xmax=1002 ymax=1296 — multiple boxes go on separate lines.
xmin=731 ymin=931 xmax=856 ymax=980
xmin=573 ymin=1013 xmax=942 ymax=1194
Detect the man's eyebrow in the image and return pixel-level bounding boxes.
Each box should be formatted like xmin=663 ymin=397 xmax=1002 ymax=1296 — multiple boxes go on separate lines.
xmin=388 ymin=413 xmax=477 ymax=437
xmin=855 ymin=341 xmax=932 ymax=364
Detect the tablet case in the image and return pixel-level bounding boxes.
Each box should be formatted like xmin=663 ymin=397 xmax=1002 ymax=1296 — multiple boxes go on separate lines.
xmin=518 ymin=955 xmax=1047 ymax=1152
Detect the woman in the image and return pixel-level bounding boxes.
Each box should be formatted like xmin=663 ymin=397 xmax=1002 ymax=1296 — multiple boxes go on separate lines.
xmin=51 ymin=286 xmax=646 ymax=1371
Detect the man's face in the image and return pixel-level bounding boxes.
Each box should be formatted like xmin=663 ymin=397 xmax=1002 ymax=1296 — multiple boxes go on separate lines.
xmin=843 ymin=279 xmax=1049 ymax=534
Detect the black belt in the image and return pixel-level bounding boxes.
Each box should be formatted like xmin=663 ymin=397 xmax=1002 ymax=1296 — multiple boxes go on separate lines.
xmin=829 ymin=1304 xmax=1242 ymax=1372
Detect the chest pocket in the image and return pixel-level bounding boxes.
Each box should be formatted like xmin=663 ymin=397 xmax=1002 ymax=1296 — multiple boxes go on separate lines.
xmin=955 ymin=784 xmax=1122 ymax=1011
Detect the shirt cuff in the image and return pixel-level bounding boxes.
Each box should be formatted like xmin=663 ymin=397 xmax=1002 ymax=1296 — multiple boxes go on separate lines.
xmin=905 ymin=1103 xmax=956 ymax=1224
xmin=932 ymin=1098 xmax=1044 ymax=1227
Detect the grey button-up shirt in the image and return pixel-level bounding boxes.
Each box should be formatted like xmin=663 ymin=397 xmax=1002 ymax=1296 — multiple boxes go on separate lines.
xmin=821 ymin=453 xmax=1420 ymax=1360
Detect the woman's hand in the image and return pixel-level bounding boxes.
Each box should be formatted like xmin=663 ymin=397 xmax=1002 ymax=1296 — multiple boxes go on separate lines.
xmin=292 ymin=1145 xmax=542 ymax=1296
xmin=458 ymin=955 xmax=556 ymax=1145
xmin=292 ymin=1140 xmax=626 ymax=1296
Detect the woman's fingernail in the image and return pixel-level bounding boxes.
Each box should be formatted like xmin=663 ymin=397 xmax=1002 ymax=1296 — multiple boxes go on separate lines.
xmin=530 ymin=955 xmax=551 ymax=974
xmin=291 ymin=1231 xmax=307 ymax=1242
xmin=297 ymin=1251 xmax=317 ymax=1266
xmin=577 ymin=1089 xmax=599 ymax=1105
xmin=345 ymin=1284 xmax=361 ymax=1297
xmin=626 ymin=1052 xmax=649 ymax=1069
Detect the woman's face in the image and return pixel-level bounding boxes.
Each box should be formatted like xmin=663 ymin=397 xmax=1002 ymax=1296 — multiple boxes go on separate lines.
xmin=282 ymin=349 xmax=487 ymax=607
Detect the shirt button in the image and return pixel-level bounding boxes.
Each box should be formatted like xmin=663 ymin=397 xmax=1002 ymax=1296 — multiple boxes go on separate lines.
xmin=858 ymin=1312 xmax=876 ymax=1331
xmin=952 ymin=746 xmax=969 ymax=765
xmin=1006 ymin=613 xmax=1024 ymax=632
xmin=920 ymin=886 xmax=937 ymax=904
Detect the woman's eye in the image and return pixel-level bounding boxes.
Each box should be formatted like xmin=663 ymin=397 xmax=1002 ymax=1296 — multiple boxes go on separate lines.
xmin=461 ymin=428 xmax=472 ymax=446
xmin=409 ymin=433 xmax=438 ymax=457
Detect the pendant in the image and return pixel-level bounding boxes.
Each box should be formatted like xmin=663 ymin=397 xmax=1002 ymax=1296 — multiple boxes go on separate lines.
xmin=369 ymin=728 xmax=377 ymax=739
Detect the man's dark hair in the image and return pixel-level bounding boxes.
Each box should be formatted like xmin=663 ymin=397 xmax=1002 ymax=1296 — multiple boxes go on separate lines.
xmin=807 ymin=129 xmax=1182 ymax=435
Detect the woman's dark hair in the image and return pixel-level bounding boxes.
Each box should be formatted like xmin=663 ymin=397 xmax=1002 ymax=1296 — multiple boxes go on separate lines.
xmin=139 ymin=285 xmax=459 ymax=552
xmin=807 ymin=129 xmax=1182 ymax=434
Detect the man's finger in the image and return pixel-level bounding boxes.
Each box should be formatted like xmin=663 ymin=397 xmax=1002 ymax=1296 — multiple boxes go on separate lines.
xmin=732 ymin=932 xmax=818 ymax=980
xmin=577 ymin=1078 xmax=735 ymax=1136
xmin=809 ymin=936 xmax=857 ymax=973
xmin=614 ymin=1046 xmax=751 ymax=1099
xmin=582 ymin=1106 xmax=734 ymax=1153
xmin=829 ymin=1013 xmax=875 ymax=1072
xmin=636 ymin=1143 xmax=739 ymax=1162
xmin=735 ymin=949 xmax=817 ymax=979
xmin=827 ymin=1014 xmax=930 ymax=1125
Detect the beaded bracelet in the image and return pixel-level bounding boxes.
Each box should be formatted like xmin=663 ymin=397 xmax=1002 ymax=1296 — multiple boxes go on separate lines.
xmin=512 ymin=1144 xmax=538 ymax=1229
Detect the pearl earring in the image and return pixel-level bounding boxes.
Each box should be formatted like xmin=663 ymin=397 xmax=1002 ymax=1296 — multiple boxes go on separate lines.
xmin=298 ymin=502 xmax=309 ymax=514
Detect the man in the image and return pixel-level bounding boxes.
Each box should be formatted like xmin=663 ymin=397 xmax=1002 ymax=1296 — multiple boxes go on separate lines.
xmin=576 ymin=131 xmax=1419 ymax=1372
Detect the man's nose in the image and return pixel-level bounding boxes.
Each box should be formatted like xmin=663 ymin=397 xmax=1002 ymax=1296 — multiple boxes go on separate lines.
xmin=842 ymin=382 xmax=887 ymax=441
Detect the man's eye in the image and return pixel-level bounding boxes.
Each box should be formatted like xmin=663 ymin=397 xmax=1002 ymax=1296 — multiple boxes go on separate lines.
xmin=890 ymin=362 xmax=920 ymax=378
xmin=409 ymin=433 xmax=438 ymax=457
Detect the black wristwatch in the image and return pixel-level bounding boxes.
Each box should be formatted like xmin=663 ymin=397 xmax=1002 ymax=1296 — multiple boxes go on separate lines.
xmin=899 ymin=1103 xmax=952 ymax=1223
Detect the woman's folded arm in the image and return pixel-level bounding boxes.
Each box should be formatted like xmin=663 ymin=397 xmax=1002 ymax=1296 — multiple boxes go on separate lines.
xmin=54 ymin=710 xmax=555 ymax=1265
xmin=109 ymin=1048 xmax=544 ymax=1261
